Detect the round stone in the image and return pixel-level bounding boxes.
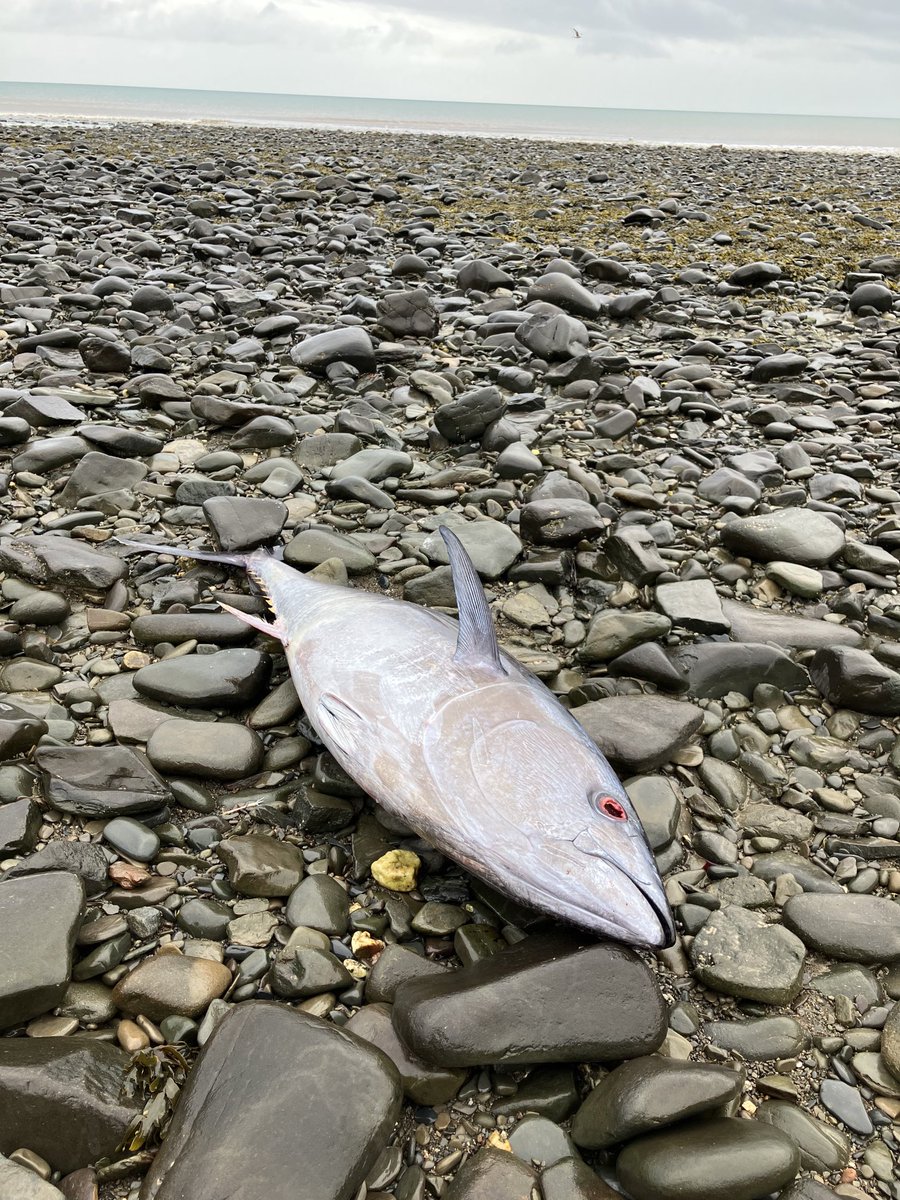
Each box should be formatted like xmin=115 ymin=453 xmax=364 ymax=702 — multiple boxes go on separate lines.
xmin=616 ymin=1117 xmax=800 ymax=1200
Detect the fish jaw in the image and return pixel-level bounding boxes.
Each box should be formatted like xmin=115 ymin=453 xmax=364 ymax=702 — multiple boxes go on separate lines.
xmin=490 ymin=820 xmax=675 ymax=949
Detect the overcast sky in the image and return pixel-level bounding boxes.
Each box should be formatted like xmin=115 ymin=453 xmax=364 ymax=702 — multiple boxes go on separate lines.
xmin=1 ymin=0 xmax=898 ymax=118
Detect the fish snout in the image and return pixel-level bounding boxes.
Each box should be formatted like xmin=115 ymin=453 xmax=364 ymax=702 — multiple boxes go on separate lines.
xmin=570 ymin=827 xmax=675 ymax=950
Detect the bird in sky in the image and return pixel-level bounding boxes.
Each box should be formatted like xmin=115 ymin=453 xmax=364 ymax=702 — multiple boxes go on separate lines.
xmin=573 ymin=27 xmax=582 ymax=38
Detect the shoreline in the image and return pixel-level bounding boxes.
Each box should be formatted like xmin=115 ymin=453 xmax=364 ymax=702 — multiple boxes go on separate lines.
xmin=1 ymin=117 xmax=899 ymax=1200
xmin=2 ymin=111 xmax=900 ymax=155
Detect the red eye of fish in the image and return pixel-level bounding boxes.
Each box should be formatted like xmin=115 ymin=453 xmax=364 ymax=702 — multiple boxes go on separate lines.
xmin=599 ymin=796 xmax=627 ymax=821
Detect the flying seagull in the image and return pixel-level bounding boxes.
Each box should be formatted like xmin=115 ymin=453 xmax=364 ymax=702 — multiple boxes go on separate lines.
xmin=573 ymin=27 xmax=581 ymax=38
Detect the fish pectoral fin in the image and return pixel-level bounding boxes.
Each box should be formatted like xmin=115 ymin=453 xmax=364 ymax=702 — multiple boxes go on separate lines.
xmin=314 ymin=692 xmax=367 ymax=758
xmin=217 ymin=600 xmax=285 ymax=642
xmin=438 ymin=525 xmax=506 ymax=675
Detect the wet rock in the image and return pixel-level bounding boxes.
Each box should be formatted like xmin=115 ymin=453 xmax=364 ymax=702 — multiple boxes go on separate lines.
xmin=818 ymin=1078 xmax=873 ymax=1135
xmin=0 ymin=872 xmax=84 ymax=1029
xmin=728 ymin=261 xmax=783 ymax=287
xmin=393 ymin=935 xmax=665 ymax=1068
xmin=59 ymin=451 xmax=147 ymax=508
xmin=365 ymin=943 xmax=449 ymax=1004
xmin=443 ymin=1147 xmax=538 ymax=1200
xmin=422 ymin=519 xmax=522 ymax=579
xmin=541 ymin=1160 xmax=616 ymax=1200
xmin=571 ymin=1057 xmax=742 ymax=1149
xmin=202 ymin=495 xmax=287 ymax=551
xmin=520 ymin=499 xmax=605 ymax=546
xmin=616 ymin=1117 xmax=799 ymax=1200
xmin=285 ymin=874 xmax=350 ymax=935
xmin=376 ymin=288 xmax=440 ymax=337
xmin=672 ymin=642 xmax=807 ymax=699
xmin=624 ymin=776 xmax=681 ymax=851
xmin=0 ymin=700 xmax=48 ymax=758
xmin=130 ymin=613 xmax=254 ymax=646
xmin=133 ymin=649 xmax=272 ymax=709
xmin=112 ymin=952 xmax=232 ymax=1021
xmin=268 ymin=946 xmax=352 ymax=998
xmin=35 ymin=745 xmax=170 ymax=817
xmin=458 ymin=259 xmax=515 ymax=291
xmin=703 ymin=1016 xmax=808 ymax=1061
xmin=809 ymin=646 xmax=900 ymax=715
xmin=146 ymin=718 xmax=264 ymax=780
xmin=883 ymin=1000 xmax=900 ymax=1081
xmin=434 ymin=386 xmax=506 ymax=443
xmin=140 ymin=1002 xmax=401 ymax=1200
xmin=0 ymin=1039 xmax=139 ymax=1173
xmin=5 ymin=842 xmax=110 ymax=896
xmin=290 ymin=326 xmax=376 ymax=373
xmin=782 ymin=893 xmax=900 ymax=962
xmin=689 ymin=905 xmax=806 ymax=1003
xmin=0 ymin=798 xmax=42 ymax=855
xmin=0 ymin=1155 xmax=66 ymax=1198
xmin=0 ymin=536 xmax=126 ymax=591
xmin=347 ymin=1001 xmax=466 ymax=1105
xmin=756 ymin=1100 xmax=850 ymax=1172
xmin=580 ymin=611 xmax=670 ymax=662
xmin=722 ymin=600 xmax=861 ymax=649
xmin=219 ymin=834 xmax=304 ymax=896
xmin=283 ymin=527 xmax=376 ymax=574
xmin=574 ymin=696 xmax=704 ymax=772
xmin=655 ymin=579 xmax=729 ymax=634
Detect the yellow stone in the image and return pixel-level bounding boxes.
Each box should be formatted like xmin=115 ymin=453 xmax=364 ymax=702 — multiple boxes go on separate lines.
xmin=488 ymin=1132 xmax=511 ymax=1152
xmin=371 ymin=849 xmax=421 ymax=892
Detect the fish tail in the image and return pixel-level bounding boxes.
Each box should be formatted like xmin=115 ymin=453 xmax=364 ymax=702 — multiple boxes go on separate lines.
xmin=114 ymin=538 xmax=249 ymax=567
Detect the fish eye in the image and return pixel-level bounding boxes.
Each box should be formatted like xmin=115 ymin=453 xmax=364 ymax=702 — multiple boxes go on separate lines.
xmin=597 ymin=795 xmax=628 ymax=821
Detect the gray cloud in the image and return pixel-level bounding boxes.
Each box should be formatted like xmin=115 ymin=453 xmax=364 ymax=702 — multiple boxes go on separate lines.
xmin=3 ymin=0 xmax=899 ymax=59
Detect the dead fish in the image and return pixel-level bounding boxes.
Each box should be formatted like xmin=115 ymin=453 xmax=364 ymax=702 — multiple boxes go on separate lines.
xmin=120 ymin=527 xmax=675 ymax=948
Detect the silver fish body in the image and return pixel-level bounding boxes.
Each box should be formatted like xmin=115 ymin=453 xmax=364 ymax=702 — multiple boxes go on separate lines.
xmin=126 ymin=531 xmax=675 ymax=948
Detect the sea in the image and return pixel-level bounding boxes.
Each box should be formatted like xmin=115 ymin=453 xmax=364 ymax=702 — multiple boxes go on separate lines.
xmin=1 ymin=80 xmax=899 ymax=151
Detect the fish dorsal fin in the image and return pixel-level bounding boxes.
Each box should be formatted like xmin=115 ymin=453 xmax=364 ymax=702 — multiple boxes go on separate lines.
xmin=439 ymin=525 xmax=506 ymax=675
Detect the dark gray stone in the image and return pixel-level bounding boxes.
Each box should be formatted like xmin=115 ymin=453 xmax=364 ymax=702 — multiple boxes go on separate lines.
xmin=809 ymin=646 xmax=900 ymax=715
xmin=146 ymin=719 xmax=264 ymax=781
xmin=574 ymin=696 xmax=704 ymax=773
xmin=689 ymin=905 xmax=806 ymax=1004
xmin=133 ymin=649 xmax=272 ymax=709
xmin=0 ymin=872 xmax=85 ymax=1030
xmin=782 ymin=893 xmax=900 ymax=962
xmin=616 ymin=1117 xmax=799 ymax=1200
xmin=393 ymin=935 xmax=666 ymax=1068
xmin=722 ymin=510 xmax=844 ymax=566
xmin=290 ymin=327 xmax=376 ymax=373
xmin=203 ymin=496 xmax=287 ymax=551
xmin=571 ymin=1057 xmax=741 ymax=1149
xmin=0 ymin=1039 xmax=139 ymax=1173
xmin=36 ymin=745 xmax=171 ymax=817
xmin=139 ymin=1002 xmax=401 ymax=1200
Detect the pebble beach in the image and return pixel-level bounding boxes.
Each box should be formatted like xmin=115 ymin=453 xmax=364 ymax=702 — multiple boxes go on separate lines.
xmin=0 ymin=118 xmax=900 ymax=1200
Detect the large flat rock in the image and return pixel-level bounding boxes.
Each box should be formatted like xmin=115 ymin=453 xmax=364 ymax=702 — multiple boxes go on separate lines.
xmin=35 ymin=745 xmax=171 ymax=817
xmin=0 ymin=1039 xmax=139 ymax=1173
xmin=140 ymin=1001 xmax=401 ymax=1200
xmin=0 ymin=871 xmax=84 ymax=1029
xmin=392 ymin=934 xmax=665 ymax=1068
xmin=573 ymin=695 xmax=704 ymax=772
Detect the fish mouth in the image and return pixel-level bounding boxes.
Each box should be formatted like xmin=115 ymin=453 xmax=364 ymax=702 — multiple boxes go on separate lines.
xmin=591 ymin=849 xmax=676 ymax=950
xmin=526 ymin=845 xmax=676 ymax=950
xmin=566 ymin=830 xmax=676 ymax=949
xmin=638 ymin=882 xmax=676 ymax=950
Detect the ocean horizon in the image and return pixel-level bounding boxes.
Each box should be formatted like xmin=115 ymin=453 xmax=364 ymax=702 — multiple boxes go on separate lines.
xmin=1 ymin=79 xmax=900 ymax=151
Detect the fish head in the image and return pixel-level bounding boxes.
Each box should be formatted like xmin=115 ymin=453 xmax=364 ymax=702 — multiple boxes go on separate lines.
xmin=426 ymin=685 xmax=675 ymax=950
xmin=519 ymin=758 xmax=676 ymax=950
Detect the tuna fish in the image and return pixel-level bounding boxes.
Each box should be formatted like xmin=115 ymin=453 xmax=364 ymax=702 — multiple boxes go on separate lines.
xmin=121 ymin=527 xmax=675 ymax=948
